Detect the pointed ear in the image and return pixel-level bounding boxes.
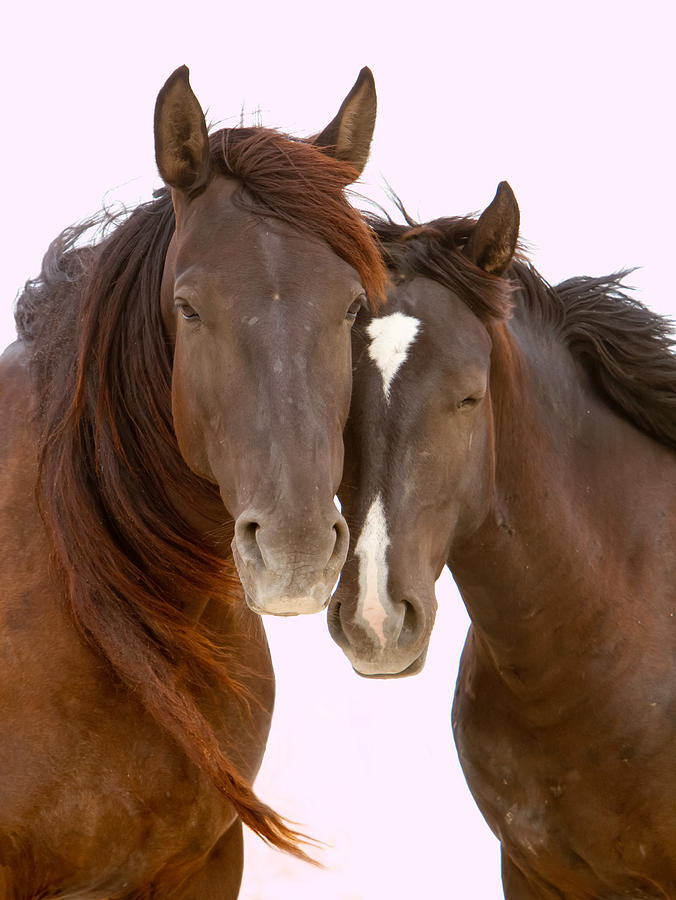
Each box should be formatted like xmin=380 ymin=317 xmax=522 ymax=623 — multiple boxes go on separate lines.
xmin=154 ymin=65 xmax=211 ymax=193
xmin=313 ymin=67 xmax=377 ymax=177
xmin=465 ymin=182 xmax=520 ymax=275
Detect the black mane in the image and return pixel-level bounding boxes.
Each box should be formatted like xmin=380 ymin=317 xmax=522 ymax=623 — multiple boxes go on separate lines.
xmin=367 ymin=211 xmax=676 ymax=451
xmin=546 ymin=268 xmax=675 ymax=449
xmin=365 ymin=211 xmax=514 ymax=322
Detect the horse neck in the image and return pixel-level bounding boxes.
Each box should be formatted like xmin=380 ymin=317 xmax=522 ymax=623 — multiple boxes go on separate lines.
xmin=450 ymin=313 xmax=673 ymax=702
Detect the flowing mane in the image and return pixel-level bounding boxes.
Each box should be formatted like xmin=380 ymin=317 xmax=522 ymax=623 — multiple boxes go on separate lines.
xmin=13 ymin=125 xmax=387 ymax=859
xmin=367 ymin=210 xmax=676 ymax=450
xmin=212 ymin=128 xmax=387 ymax=303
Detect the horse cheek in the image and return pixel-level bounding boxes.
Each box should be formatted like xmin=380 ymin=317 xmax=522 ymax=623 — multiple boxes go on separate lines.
xmin=171 ymin=351 xmax=215 ymax=483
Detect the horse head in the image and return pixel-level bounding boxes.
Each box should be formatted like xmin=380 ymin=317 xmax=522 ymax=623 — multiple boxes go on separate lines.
xmin=155 ymin=66 xmax=385 ymax=616
xmin=330 ymin=184 xmax=519 ymax=674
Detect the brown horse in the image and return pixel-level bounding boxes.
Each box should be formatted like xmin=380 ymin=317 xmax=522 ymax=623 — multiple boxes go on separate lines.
xmin=0 ymin=67 xmax=386 ymax=898
xmin=330 ymin=184 xmax=676 ymax=898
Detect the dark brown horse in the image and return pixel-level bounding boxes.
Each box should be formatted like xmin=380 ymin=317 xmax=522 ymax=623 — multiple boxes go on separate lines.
xmin=0 ymin=67 xmax=386 ymax=898
xmin=330 ymin=184 xmax=676 ymax=898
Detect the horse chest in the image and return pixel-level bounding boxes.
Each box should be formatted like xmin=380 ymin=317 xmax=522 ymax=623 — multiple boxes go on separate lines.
xmin=452 ymin=642 xmax=676 ymax=896
xmin=0 ymin=579 xmax=263 ymax=897
xmin=453 ymin=691 xmax=557 ymax=861
xmin=0 ymin=637 xmax=237 ymax=896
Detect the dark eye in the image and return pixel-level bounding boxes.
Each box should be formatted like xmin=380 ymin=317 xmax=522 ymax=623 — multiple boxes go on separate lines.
xmin=175 ymin=300 xmax=200 ymax=321
xmin=457 ymin=396 xmax=482 ymax=410
xmin=346 ymin=294 xmax=366 ymax=324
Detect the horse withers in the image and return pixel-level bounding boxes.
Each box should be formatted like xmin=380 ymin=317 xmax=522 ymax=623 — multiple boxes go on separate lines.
xmin=0 ymin=68 xmax=385 ymax=898
xmin=330 ymin=184 xmax=676 ymax=898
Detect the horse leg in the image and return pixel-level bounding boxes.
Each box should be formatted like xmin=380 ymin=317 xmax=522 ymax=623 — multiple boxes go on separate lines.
xmin=501 ymin=849 xmax=559 ymax=900
xmin=116 ymin=819 xmax=244 ymax=900
xmin=168 ymin=818 xmax=244 ymax=900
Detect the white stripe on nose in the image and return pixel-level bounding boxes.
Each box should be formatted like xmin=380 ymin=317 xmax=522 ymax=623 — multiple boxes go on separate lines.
xmin=366 ymin=312 xmax=421 ymax=401
xmin=354 ymin=495 xmax=390 ymax=646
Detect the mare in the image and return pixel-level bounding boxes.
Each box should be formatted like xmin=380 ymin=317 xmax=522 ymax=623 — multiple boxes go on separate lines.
xmin=330 ymin=183 xmax=676 ymax=898
xmin=0 ymin=67 xmax=386 ymax=898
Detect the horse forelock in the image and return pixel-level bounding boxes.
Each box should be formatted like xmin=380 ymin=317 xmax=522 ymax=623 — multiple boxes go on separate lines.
xmin=210 ymin=127 xmax=387 ymax=306
xmin=365 ymin=212 xmax=516 ymax=324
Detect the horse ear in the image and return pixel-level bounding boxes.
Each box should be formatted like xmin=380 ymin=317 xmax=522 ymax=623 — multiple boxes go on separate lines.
xmin=154 ymin=65 xmax=211 ymax=192
xmin=312 ymin=67 xmax=377 ymax=177
xmin=465 ymin=182 xmax=520 ymax=275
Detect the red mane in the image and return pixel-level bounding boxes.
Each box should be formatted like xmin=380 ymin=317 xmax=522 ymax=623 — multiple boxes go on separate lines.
xmin=212 ymin=127 xmax=387 ymax=304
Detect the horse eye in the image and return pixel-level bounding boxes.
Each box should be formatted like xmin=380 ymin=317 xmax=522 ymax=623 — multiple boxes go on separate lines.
xmin=346 ymin=295 xmax=366 ymax=324
xmin=175 ymin=300 xmax=199 ymax=321
xmin=457 ymin=396 xmax=481 ymax=410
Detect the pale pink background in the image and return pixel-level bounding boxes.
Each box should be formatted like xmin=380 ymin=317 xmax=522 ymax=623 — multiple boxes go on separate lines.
xmin=2 ymin=3 xmax=673 ymax=896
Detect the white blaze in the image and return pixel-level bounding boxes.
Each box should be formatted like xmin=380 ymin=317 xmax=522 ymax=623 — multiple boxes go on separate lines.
xmin=354 ymin=496 xmax=390 ymax=646
xmin=366 ymin=312 xmax=421 ymax=401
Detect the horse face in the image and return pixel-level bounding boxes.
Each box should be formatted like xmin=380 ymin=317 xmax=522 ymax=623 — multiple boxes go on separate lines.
xmin=330 ymin=275 xmax=495 ymax=675
xmin=154 ymin=65 xmax=381 ymax=616
xmin=161 ymin=180 xmax=364 ymax=614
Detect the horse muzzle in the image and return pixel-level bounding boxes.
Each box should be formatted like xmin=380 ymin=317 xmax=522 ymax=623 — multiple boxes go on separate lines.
xmin=327 ymin=585 xmax=436 ymax=677
xmin=232 ymin=510 xmax=349 ymax=615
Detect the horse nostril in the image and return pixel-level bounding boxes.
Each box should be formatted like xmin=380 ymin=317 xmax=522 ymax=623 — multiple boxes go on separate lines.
xmin=327 ymin=597 xmax=355 ymax=655
xmin=330 ymin=515 xmax=350 ymax=569
xmin=399 ymin=600 xmax=419 ymax=649
xmin=234 ymin=518 xmax=264 ymax=567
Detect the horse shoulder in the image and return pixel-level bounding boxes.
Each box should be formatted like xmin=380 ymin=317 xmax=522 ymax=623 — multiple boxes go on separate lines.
xmin=0 ymin=342 xmax=238 ymax=892
xmin=0 ymin=338 xmax=93 ymax=725
xmin=0 ymin=340 xmax=46 ymax=572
